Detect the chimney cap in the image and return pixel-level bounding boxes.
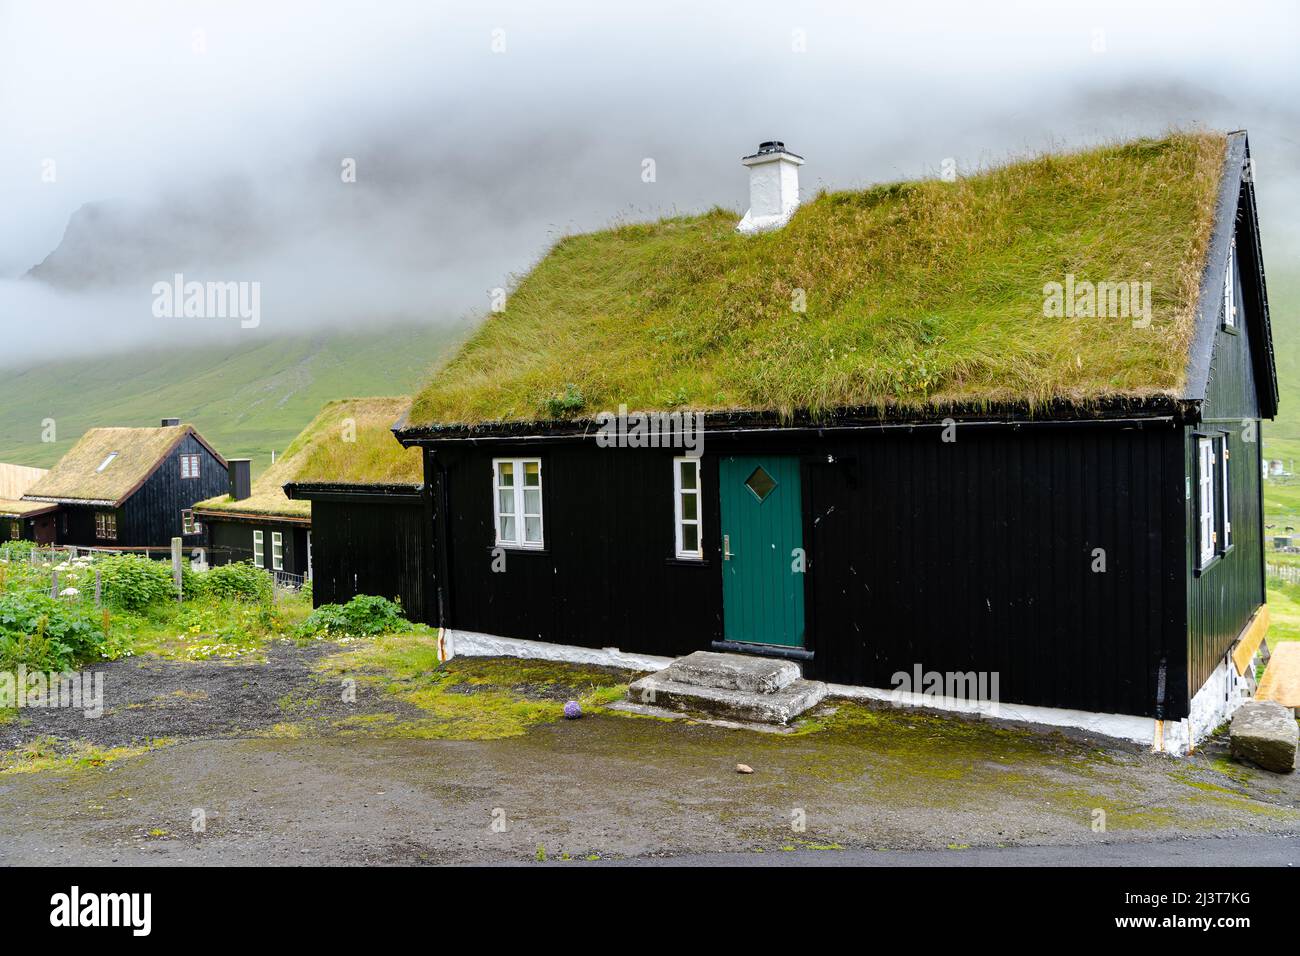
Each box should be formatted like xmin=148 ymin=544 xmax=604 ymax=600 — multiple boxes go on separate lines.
xmin=742 ymin=141 xmax=804 ymax=164
xmin=160 ymin=417 xmax=181 ymax=427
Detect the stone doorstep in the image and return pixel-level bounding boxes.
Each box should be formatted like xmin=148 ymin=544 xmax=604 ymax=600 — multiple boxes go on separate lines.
xmin=626 ymin=673 xmax=828 ymax=726
xmin=665 ymin=650 xmax=801 ymax=694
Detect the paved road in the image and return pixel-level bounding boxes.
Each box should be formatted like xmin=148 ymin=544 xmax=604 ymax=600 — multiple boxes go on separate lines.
xmin=591 ymin=834 xmax=1299 ymax=866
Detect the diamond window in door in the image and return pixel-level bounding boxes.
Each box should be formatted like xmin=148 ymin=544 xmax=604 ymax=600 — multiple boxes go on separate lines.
xmin=744 ymin=465 xmax=777 ymax=502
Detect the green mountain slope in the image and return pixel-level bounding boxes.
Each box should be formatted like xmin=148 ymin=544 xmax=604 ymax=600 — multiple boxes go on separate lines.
xmin=0 ymin=323 xmax=460 ymax=479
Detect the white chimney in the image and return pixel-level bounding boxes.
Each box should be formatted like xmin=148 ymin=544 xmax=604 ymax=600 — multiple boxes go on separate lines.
xmin=737 ymin=141 xmax=804 ymax=235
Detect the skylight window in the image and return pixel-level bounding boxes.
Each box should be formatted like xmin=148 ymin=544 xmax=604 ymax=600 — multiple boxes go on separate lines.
xmin=96 ymin=452 xmax=118 ymax=473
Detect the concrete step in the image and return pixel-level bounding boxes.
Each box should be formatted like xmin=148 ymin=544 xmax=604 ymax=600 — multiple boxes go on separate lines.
xmin=665 ymin=650 xmax=801 ymax=694
xmin=626 ymin=672 xmax=827 ymax=725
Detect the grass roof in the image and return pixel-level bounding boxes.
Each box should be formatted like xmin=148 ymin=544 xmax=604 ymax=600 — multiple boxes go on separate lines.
xmin=194 ymin=397 xmax=420 ymax=518
xmin=406 ymin=132 xmax=1226 ymax=429
xmin=0 ymin=497 xmax=57 ymax=517
xmin=22 ymin=425 xmax=199 ymax=505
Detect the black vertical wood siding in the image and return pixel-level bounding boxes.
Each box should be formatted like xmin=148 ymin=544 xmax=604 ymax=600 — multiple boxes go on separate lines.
xmin=432 ymin=424 xmax=1190 ymax=718
xmin=205 ymin=517 xmax=309 ymax=576
xmin=1185 ymin=244 xmax=1266 ymax=698
xmin=309 ymin=497 xmax=426 ymax=621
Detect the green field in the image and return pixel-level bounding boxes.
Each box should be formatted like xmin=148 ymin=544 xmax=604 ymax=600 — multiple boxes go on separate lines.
xmin=0 ymin=322 xmax=460 ymax=479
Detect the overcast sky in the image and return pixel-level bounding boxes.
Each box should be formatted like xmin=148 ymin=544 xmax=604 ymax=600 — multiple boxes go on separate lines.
xmin=1 ymin=0 xmax=1297 ymax=365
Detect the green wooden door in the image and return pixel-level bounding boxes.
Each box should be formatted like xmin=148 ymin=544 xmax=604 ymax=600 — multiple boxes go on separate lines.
xmin=719 ymin=455 xmax=805 ymax=647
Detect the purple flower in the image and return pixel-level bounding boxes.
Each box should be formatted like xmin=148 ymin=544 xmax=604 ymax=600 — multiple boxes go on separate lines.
xmin=563 ymin=700 xmax=582 ymax=720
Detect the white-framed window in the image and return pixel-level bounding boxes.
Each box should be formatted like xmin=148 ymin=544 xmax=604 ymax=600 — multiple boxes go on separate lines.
xmin=181 ymin=509 xmax=199 ymax=535
xmin=253 ymin=529 xmax=264 ymax=566
xmin=493 ymin=458 xmax=544 ymax=548
xmin=95 ymin=511 xmax=117 ymax=541
xmin=96 ymin=452 xmax=118 ymax=473
xmin=180 ymin=453 xmax=201 ymax=479
xmin=1223 ymin=240 xmax=1237 ymax=329
xmin=1197 ymin=436 xmax=1217 ymax=569
xmin=1220 ymin=436 xmax=1232 ymax=551
xmin=673 ymin=457 xmax=703 ymax=559
xmin=272 ymin=531 xmax=284 ymax=571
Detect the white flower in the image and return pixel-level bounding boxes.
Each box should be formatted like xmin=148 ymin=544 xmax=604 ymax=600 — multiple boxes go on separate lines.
xmin=59 ymin=587 xmax=80 ymax=597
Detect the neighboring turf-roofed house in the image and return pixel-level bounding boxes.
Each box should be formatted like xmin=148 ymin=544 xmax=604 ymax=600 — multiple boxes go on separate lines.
xmin=0 ymin=463 xmax=56 ymax=543
xmin=21 ymin=420 xmax=228 ymax=549
xmin=395 ymin=132 xmax=1278 ymax=754
xmin=281 ymin=398 xmax=426 ymax=617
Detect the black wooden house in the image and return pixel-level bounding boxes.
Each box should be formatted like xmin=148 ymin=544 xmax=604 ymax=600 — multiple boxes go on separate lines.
xmin=393 ymin=132 xmax=1277 ymax=752
xmin=21 ymin=420 xmax=228 ymax=550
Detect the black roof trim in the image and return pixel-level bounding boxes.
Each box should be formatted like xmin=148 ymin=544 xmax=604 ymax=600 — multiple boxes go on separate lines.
xmin=284 ymin=481 xmax=424 ymax=502
xmin=396 ymin=394 xmax=1194 ymax=445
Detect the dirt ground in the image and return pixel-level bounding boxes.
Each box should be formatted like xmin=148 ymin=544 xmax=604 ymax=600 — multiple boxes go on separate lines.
xmin=1 ymin=639 xmax=1297 ymax=866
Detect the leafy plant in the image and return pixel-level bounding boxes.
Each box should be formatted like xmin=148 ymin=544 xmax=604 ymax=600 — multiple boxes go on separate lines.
xmin=99 ymin=555 xmax=176 ymax=611
xmin=296 ymin=594 xmax=409 ymax=638
xmin=0 ymin=591 xmax=104 ymax=670
xmin=202 ymin=561 xmax=273 ymax=604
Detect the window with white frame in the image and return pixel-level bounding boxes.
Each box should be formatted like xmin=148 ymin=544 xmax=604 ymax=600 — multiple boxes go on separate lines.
xmin=95 ymin=511 xmax=117 ymax=541
xmin=272 ymin=531 xmax=284 ymax=571
xmin=1223 ymin=240 xmax=1237 ymax=329
xmin=673 ymin=457 xmax=703 ymax=559
xmin=181 ymin=509 xmax=199 ymax=535
xmin=180 ymin=453 xmax=201 ymax=479
xmin=253 ymin=529 xmax=264 ymax=566
xmin=1197 ymin=436 xmax=1218 ymax=569
xmin=96 ymin=452 xmax=118 ymax=473
xmin=1220 ymin=436 xmax=1232 ymax=551
xmin=493 ymin=458 xmax=544 ymax=548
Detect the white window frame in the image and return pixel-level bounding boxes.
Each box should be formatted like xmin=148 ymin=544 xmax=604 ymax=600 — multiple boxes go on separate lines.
xmin=1223 ymin=240 xmax=1237 ymax=329
xmin=1220 ymin=436 xmax=1232 ymax=551
xmin=181 ymin=509 xmax=199 ymax=535
xmin=180 ymin=453 xmax=201 ymax=479
xmin=271 ymin=531 xmax=284 ymax=571
xmin=1197 ymin=436 xmax=1217 ymax=570
xmin=673 ymin=456 xmax=703 ymax=559
xmin=492 ymin=458 xmax=544 ymax=549
xmin=253 ymin=529 xmax=264 ymax=566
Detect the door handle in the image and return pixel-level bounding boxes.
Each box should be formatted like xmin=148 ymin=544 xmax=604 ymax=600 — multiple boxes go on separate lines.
xmin=723 ymin=534 xmax=733 ymax=561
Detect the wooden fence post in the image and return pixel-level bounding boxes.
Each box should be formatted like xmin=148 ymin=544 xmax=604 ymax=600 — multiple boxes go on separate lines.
xmin=50 ymin=569 xmax=59 ymax=599
xmin=171 ymin=537 xmax=183 ymax=602
xmin=95 ymin=567 xmax=102 ymax=608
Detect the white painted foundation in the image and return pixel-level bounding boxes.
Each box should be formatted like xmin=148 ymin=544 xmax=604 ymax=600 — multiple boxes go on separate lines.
xmin=441 ymin=629 xmax=1261 ymax=757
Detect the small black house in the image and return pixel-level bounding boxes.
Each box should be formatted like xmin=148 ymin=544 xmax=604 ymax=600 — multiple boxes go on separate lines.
xmin=193 ymin=456 xmax=312 ymax=580
xmin=281 ymin=398 xmax=426 ymax=615
xmin=0 ymin=462 xmax=57 ymax=543
xmin=21 ymin=420 xmax=228 ymax=550
xmin=393 ymin=132 xmax=1277 ymax=753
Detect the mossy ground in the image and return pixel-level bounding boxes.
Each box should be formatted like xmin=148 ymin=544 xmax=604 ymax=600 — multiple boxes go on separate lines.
xmin=269 ymin=638 xmax=637 ymax=741
xmin=0 ymin=734 xmax=174 ymax=775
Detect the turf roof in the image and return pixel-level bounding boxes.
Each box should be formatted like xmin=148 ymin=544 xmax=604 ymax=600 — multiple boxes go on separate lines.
xmin=22 ymin=425 xmax=212 ymax=506
xmin=405 ymin=132 xmax=1227 ymax=430
xmin=194 ymin=397 xmax=421 ymax=519
xmin=0 ymin=497 xmax=57 ymax=517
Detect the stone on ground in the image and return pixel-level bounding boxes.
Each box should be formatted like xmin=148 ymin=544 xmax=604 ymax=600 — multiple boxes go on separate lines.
xmin=1229 ymin=700 xmax=1298 ymax=773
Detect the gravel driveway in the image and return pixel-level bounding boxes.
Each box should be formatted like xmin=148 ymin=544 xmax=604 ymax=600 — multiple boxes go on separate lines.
xmin=1 ymin=642 xmax=1296 ymax=865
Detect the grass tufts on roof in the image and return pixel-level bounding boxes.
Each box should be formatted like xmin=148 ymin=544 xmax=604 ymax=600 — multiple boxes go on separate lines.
xmin=406 ymin=132 xmax=1226 ymax=428
xmin=194 ymin=397 xmax=420 ymax=518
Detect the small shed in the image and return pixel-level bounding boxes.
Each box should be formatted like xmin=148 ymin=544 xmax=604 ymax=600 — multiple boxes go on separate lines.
xmin=281 ymin=398 xmax=426 ymax=619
